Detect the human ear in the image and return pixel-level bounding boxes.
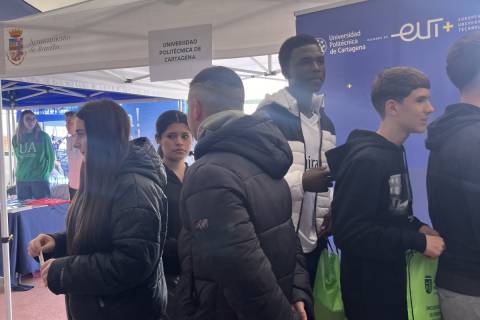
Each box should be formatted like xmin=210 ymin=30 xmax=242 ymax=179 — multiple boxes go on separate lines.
xmin=384 ymin=99 xmax=399 ymax=116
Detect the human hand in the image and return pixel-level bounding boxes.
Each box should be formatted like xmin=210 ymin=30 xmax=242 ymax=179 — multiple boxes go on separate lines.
xmin=28 ymin=234 xmax=56 ymax=258
xmin=318 ymin=210 xmax=332 ymax=238
xmin=291 ymin=301 xmax=307 ymax=320
xmin=302 ymin=166 xmax=332 ymax=193
xmin=423 ymin=235 xmax=445 ymax=258
xmin=40 ymin=258 xmax=55 ymax=286
xmin=419 ymin=225 xmax=440 ymax=236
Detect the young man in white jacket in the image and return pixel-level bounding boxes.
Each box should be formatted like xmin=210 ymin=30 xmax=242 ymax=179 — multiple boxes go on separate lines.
xmin=256 ymin=34 xmax=336 ymax=285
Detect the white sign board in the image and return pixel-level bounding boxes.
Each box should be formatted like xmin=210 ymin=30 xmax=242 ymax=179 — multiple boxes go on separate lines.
xmin=148 ymin=24 xmax=212 ymax=82
xmin=0 ymin=26 xmax=138 ymax=77
xmin=0 ymin=28 xmax=5 ymax=74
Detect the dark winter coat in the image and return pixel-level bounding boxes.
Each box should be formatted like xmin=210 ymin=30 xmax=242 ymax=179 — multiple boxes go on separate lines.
xmin=163 ymin=164 xmax=186 ymax=276
xmin=326 ymin=130 xmax=426 ymax=320
xmin=176 ymin=112 xmax=313 ymax=320
xmin=426 ymin=103 xmax=480 ymax=296
xmin=47 ymin=138 xmax=168 ymax=320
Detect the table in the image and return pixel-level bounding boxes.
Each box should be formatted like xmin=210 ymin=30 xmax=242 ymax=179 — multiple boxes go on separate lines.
xmin=0 ymin=204 xmax=68 ymax=286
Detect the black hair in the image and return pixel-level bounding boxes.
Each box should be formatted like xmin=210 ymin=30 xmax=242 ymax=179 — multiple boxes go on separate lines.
xmin=446 ymin=32 xmax=480 ymax=91
xmin=155 ymin=110 xmax=189 ymax=138
xmin=278 ymin=34 xmax=321 ymax=78
xmin=67 ymin=100 xmax=130 ymax=254
xmin=64 ymin=111 xmax=76 ymax=118
xmin=371 ymin=66 xmax=431 ymax=117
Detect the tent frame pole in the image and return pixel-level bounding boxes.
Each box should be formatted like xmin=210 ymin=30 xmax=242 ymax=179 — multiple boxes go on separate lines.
xmin=0 ymin=79 xmax=14 ymax=320
xmin=6 ymin=108 xmax=13 ymax=186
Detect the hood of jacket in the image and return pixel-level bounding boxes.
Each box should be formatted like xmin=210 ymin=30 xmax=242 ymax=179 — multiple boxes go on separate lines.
xmin=194 ymin=110 xmax=293 ymax=179
xmin=327 ymin=129 xmax=402 ymax=180
xmin=119 ymin=137 xmax=167 ymax=189
xmin=426 ymin=103 xmax=480 ymax=151
xmin=257 ymin=88 xmax=325 ymax=116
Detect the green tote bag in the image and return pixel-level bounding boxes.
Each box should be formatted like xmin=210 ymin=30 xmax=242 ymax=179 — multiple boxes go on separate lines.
xmin=313 ymin=248 xmax=347 ymax=320
xmin=406 ymin=251 xmax=442 ymax=320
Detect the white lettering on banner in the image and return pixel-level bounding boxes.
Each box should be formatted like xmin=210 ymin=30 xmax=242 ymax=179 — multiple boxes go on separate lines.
xmin=457 ymin=15 xmax=480 ymax=33
xmin=391 ymin=18 xmax=446 ymax=42
xmin=326 ymin=30 xmax=367 ymax=56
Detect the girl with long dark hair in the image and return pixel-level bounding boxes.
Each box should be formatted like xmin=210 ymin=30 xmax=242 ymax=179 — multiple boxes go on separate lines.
xmin=13 ymin=110 xmax=55 ymax=200
xmin=28 ymin=100 xmax=168 ymax=320
xmin=155 ymin=110 xmax=192 ymax=318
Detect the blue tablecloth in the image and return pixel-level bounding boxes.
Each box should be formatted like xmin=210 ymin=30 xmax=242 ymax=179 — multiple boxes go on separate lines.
xmin=0 ymin=204 xmax=68 ymax=285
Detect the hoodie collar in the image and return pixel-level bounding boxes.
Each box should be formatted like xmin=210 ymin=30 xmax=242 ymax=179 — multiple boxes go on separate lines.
xmin=121 ymin=137 xmax=167 ymax=190
xmin=426 ymin=103 xmax=480 ymax=150
xmin=194 ymin=113 xmax=293 ymax=179
xmin=197 ymin=110 xmax=245 ymax=140
xmin=257 ymin=88 xmax=324 ymax=116
xmin=327 ymin=130 xmax=402 ymax=180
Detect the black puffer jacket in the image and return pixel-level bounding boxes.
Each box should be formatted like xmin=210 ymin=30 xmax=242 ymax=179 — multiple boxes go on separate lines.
xmin=177 ymin=112 xmax=313 ymax=320
xmin=47 ymin=138 xmax=168 ymax=320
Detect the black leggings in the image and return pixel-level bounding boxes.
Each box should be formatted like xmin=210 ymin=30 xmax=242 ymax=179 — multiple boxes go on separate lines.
xmin=304 ymin=238 xmax=327 ymax=287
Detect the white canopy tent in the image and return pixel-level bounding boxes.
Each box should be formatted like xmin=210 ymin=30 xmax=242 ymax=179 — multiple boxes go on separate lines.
xmin=0 ymin=0 xmax=357 ymax=318
xmin=0 ymin=0 xmax=333 ymax=77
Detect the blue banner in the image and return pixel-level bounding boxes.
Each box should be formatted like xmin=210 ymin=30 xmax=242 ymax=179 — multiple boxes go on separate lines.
xmin=297 ymin=0 xmax=480 ymax=223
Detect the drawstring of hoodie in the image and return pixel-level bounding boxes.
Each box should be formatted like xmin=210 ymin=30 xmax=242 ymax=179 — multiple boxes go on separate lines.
xmin=401 ymin=146 xmax=414 ymax=214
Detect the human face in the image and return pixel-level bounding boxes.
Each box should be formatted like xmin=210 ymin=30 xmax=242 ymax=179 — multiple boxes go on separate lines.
xmin=65 ymin=115 xmax=75 ymax=135
xmin=158 ymin=123 xmax=192 ymax=163
xmin=23 ymin=113 xmax=37 ymax=132
xmin=287 ymin=44 xmax=326 ymax=93
xmin=72 ymin=117 xmax=87 ymax=157
xmin=395 ymin=88 xmax=434 ymax=134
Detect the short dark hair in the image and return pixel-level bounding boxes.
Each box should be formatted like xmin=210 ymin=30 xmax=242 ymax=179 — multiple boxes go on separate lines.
xmin=371 ymin=67 xmax=431 ymax=117
xmin=446 ymin=32 xmax=480 ymax=91
xmin=64 ymin=111 xmax=76 ymax=118
xmin=189 ymin=66 xmax=244 ymax=113
xmin=279 ymin=34 xmax=321 ymax=78
xmin=190 ymin=66 xmax=244 ymax=90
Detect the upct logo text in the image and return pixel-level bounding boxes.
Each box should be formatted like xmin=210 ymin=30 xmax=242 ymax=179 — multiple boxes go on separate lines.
xmin=391 ymin=18 xmax=454 ymax=42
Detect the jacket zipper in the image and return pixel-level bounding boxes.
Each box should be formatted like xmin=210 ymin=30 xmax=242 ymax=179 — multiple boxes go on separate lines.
xmin=295 ymin=107 xmax=325 ymax=237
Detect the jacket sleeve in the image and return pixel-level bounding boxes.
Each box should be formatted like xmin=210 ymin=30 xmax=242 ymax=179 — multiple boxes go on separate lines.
xmin=459 ymin=141 xmax=480 ymax=248
xmin=47 ymin=206 xmax=162 ymax=295
xmin=12 ymin=136 xmax=19 ymax=159
xmin=48 ymin=232 xmax=68 ymax=258
xmin=182 ymin=164 xmax=294 ymax=320
xmin=291 ymin=237 xmax=314 ymax=318
xmin=332 ymin=158 xmax=426 ymax=261
xmin=284 ymin=165 xmax=304 ymax=203
xmin=44 ymin=132 xmax=55 ymax=176
xmin=254 ymin=107 xmax=305 ymax=202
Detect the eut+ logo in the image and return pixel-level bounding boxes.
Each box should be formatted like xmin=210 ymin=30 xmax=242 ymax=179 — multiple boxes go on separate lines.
xmin=391 ymin=18 xmax=454 ymax=42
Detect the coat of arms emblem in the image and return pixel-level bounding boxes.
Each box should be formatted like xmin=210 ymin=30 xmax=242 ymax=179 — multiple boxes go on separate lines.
xmin=424 ymin=275 xmax=433 ymax=294
xmin=8 ymin=29 xmax=25 ymax=65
